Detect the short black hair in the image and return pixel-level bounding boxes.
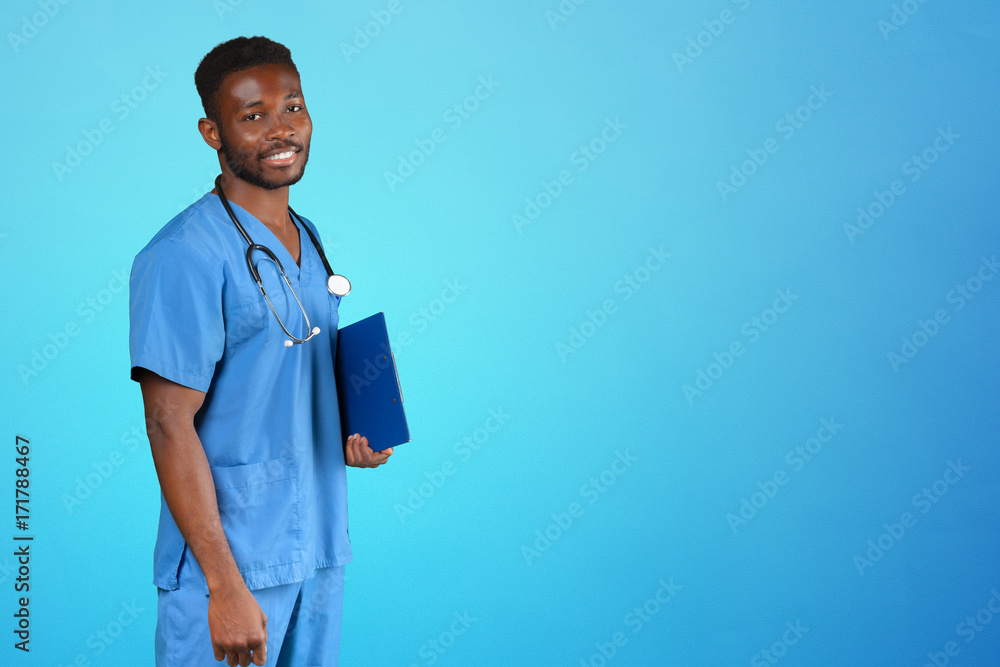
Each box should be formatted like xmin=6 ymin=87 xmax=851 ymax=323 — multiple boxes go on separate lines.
xmin=194 ymin=36 xmax=299 ymax=123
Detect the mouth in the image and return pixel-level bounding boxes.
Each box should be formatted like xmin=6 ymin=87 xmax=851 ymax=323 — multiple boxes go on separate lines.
xmin=261 ymin=147 xmax=300 ymax=167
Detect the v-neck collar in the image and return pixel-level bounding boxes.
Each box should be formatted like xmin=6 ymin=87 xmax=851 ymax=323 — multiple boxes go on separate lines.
xmin=212 ymin=193 xmax=304 ymax=280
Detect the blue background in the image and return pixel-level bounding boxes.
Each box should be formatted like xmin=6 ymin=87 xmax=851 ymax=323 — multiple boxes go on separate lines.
xmin=2 ymin=0 xmax=998 ymax=665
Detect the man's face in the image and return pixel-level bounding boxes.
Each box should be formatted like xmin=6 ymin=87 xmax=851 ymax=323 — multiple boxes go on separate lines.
xmin=213 ymin=64 xmax=311 ymax=190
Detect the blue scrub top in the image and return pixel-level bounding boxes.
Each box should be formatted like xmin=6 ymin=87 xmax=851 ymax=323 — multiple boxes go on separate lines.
xmin=129 ymin=192 xmax=352 ymax=592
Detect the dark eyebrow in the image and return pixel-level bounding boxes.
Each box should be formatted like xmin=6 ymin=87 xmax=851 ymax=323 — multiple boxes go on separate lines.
xmin=239 ymin=91 xmax=303 ymax=111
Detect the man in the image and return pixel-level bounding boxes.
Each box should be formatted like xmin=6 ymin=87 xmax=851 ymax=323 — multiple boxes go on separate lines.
xmin=129 ymin=36 xmax=391 ymax=667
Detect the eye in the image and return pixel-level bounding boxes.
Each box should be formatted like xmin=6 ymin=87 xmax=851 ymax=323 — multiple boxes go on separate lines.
xmin=287 ymin=104 xmax=303 ymax=112
xmin=243 ymin=112 xmax=262 ymax=122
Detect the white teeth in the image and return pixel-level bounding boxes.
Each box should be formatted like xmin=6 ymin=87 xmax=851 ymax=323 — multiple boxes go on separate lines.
xmin=264 ymin=150 xmax=295 ymax=161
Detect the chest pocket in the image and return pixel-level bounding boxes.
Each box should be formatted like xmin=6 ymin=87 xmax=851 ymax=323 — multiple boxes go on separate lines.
xmin=224 ymin=258 xmax=297 ymax=348
xmin=224 ymin=297 xmax=270 ymax=348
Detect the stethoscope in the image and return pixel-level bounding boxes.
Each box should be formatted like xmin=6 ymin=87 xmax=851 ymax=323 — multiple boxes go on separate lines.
xmin=215 ymin=175 xmax=351 ymax=347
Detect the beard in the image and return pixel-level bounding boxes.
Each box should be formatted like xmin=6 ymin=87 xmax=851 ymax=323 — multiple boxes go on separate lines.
xmin=218 ymin=129 xmax=309 ymax=190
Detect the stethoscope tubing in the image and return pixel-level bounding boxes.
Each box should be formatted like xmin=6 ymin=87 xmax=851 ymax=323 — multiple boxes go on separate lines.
xmin=214 ymin=175 xmax=349 ymax=346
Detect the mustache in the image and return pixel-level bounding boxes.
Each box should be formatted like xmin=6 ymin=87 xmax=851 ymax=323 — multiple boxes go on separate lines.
xmin=261 ymin=141 xmax=303 ymax=157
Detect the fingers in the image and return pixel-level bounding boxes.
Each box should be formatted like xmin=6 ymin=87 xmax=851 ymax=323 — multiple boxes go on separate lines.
xmin=344 ymin=433 xmax=365 ymax=467
xmin=366 ymin=439 xmax=393 ymax=466
xmin=224 ymin=648 xmax=248 ymax=666
xmin=220 ymin=644 xmax=264 ymax=666
xmin=254 ymin=615 xmax=267 ymax=665
xmin=208 ymin=594 xmax=267 ymax=667
xmin=343 ymin=434 xmax=356 ymax=466
xmin=344 ymin=434 xmax=394 ymax=468
xmin=214 ymin=630 xmax=267 ymax=666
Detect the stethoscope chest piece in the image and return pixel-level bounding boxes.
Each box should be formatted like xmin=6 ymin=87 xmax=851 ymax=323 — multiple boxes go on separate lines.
xmin=327 ymin=273 xmax=351 ymax=297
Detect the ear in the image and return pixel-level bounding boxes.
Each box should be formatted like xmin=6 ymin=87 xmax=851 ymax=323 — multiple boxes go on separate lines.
xmin=198 ymin=117 xmax=222 ymax=151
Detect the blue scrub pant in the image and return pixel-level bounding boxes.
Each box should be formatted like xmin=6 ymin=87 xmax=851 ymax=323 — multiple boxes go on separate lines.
xmin=155 ymin=548 xmax=344 ymax=666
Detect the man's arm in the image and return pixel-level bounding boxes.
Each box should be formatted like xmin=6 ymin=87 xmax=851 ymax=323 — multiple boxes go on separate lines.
xmin=139 ymin=370 xmax=268 ymax=667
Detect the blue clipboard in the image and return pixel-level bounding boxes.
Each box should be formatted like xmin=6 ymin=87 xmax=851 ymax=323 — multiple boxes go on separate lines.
xmin=334 ymin=312 xmax=410 ymax=452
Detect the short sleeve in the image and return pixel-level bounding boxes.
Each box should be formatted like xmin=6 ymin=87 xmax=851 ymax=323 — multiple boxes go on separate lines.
xmin=129 ymin=239 xmax=225 ymax=392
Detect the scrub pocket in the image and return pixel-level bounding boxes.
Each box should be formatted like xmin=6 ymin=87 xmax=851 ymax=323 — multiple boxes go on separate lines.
xmin=210 ymin=457 xmax=301 ymax=582
xmin=224 ymin=257 xmax=297 ymax=349
xmin=224 ymin=296 xmax=271 ymax=348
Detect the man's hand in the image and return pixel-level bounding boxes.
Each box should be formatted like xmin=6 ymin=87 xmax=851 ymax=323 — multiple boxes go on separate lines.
xmin=344 ymin=433 xmax=393 ymax=468
xmin=208 ymin=581 xmax=268 ymax=666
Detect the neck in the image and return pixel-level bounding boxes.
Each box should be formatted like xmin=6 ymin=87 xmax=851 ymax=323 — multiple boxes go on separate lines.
xmin=214 ymin=171 xmax=292 ymax=233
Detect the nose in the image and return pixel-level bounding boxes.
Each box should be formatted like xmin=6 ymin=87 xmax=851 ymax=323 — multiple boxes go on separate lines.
xmin=266 ymin=113 xmax=295 ymax=142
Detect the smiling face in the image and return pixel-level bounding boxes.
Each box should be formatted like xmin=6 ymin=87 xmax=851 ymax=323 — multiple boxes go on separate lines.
xmin=211 ymin=64 xmax=311 ymax=190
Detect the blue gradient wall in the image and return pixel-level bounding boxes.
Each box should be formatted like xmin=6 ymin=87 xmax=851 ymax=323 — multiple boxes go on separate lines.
xmin=1 ymin=1 xmax=998 ymax=665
